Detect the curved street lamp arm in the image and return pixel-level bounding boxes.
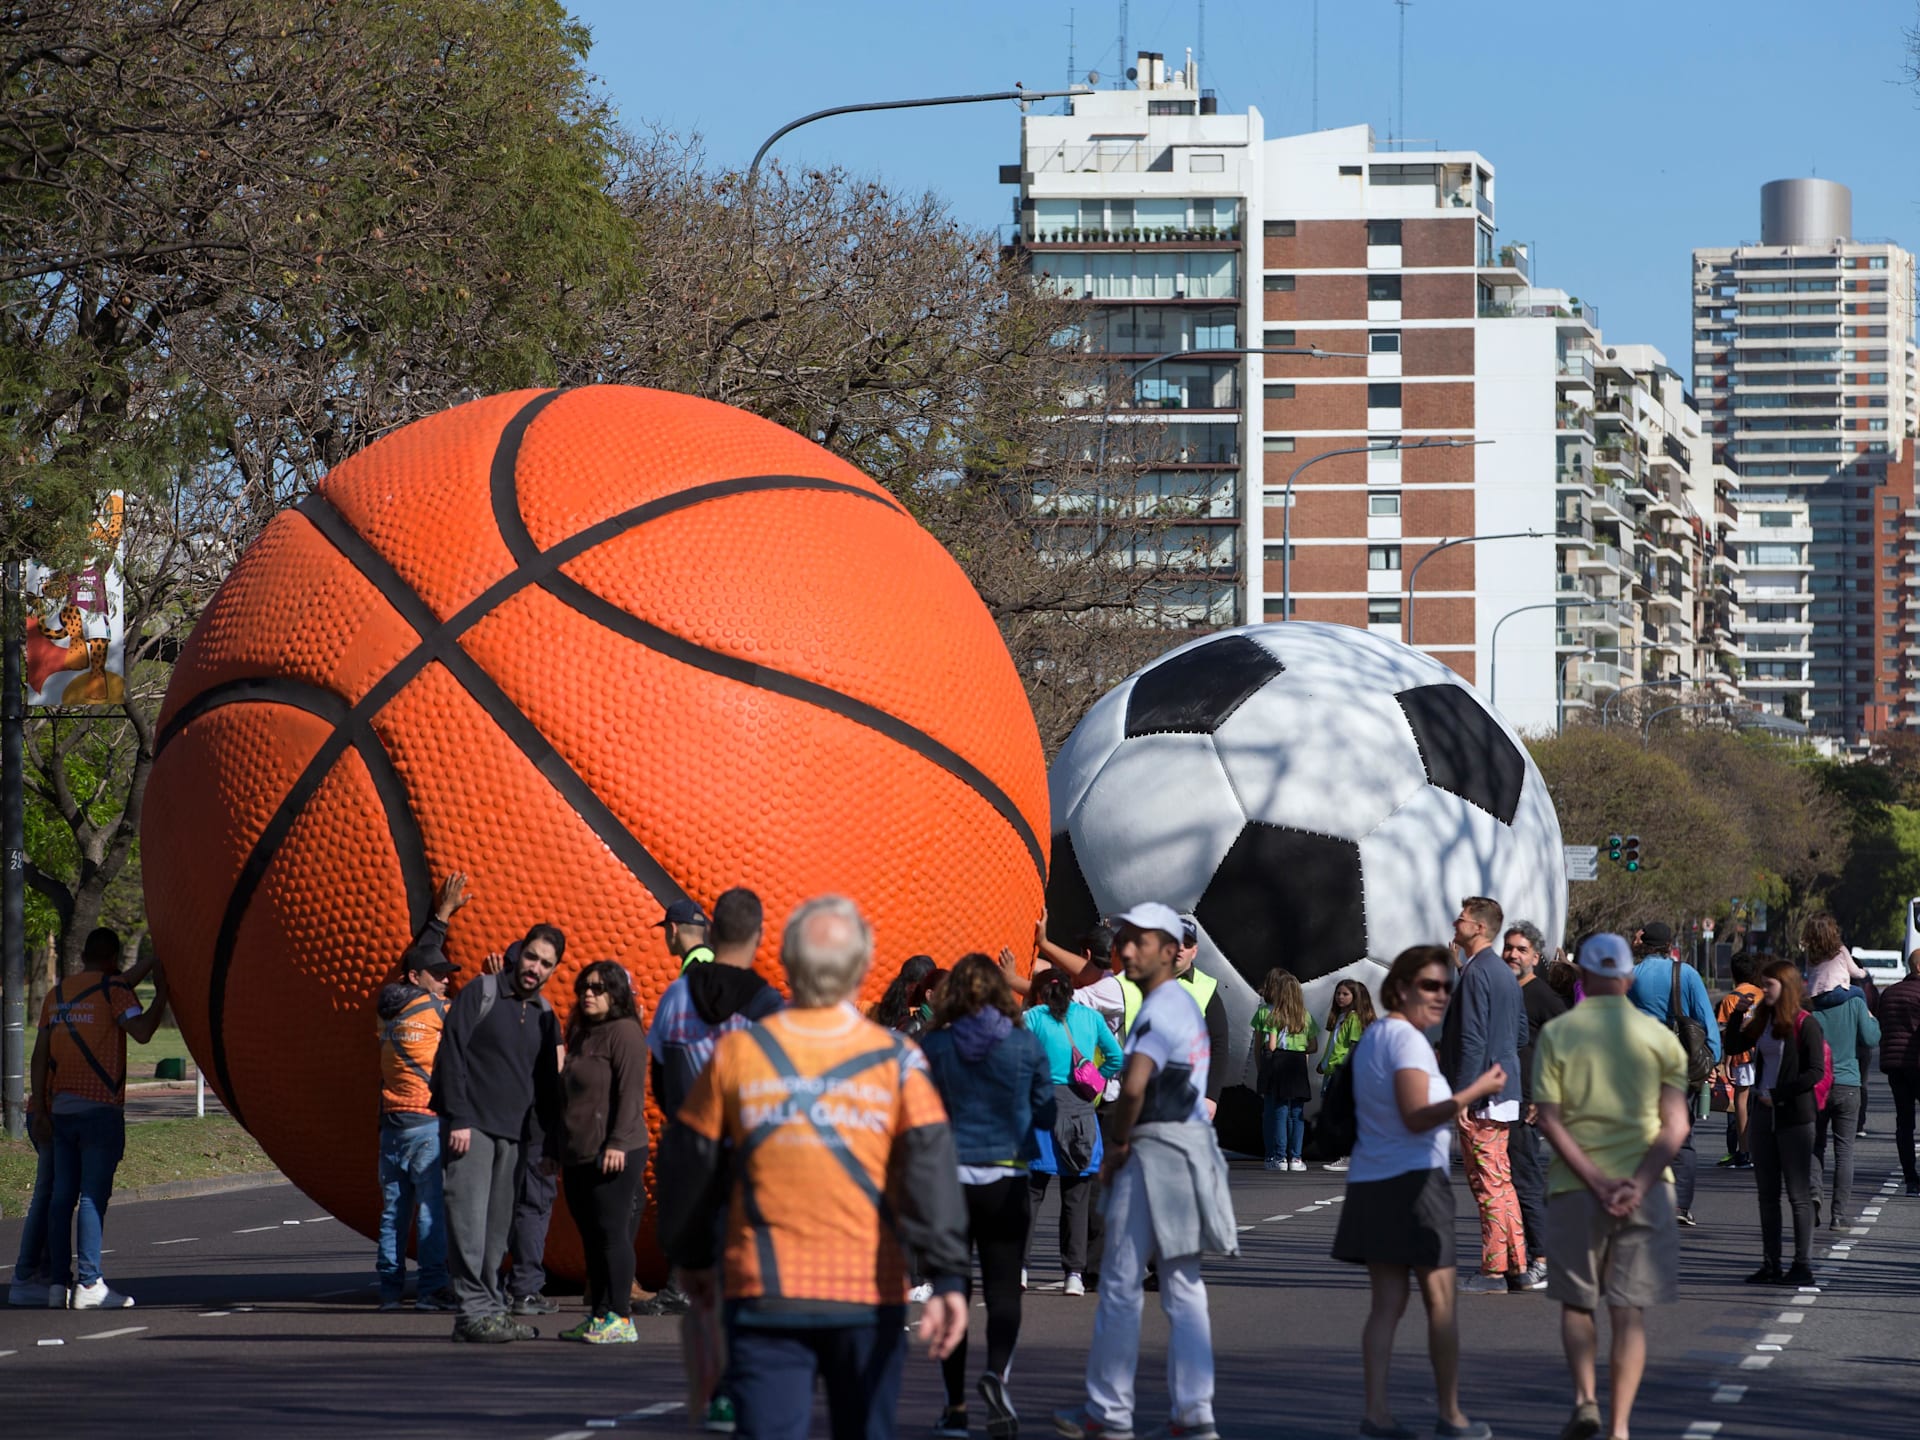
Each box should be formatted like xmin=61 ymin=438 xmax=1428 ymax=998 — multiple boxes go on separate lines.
xmin=1489 ymin=597 xmax=1589 ymax=708
xmin=1600 ymin=676 xmax=1689 ymax=729
xmin=1403 ymin=529 xmax=1543 ymax=643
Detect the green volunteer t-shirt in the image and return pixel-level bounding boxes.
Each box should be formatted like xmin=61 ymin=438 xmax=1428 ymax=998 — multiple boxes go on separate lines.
xmin=1532 ymin=993 xmax=1688 ymax=1197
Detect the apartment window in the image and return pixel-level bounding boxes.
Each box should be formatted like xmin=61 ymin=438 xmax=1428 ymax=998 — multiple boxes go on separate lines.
xmin=1264 ymin=382 xmax=1296 ymax=400
xmin=1263 ymin=274 xmax=1296 ymax=292
xmin=1189 ymin=153 xmax=1224 ymax=173
xmin=1884 ymin=520 xmax=1899 ymax=533
xmin=1884 ymin=497 xmax=1900 ymax=509
xmin=1367 ymin=220 xmax=1403 ymax=245
xmin=1369 ymin=493 xmax=1402 ymax=516
xmin=1368 ymin=545 xmax=1403 ymax=570
xmin=1369 ymin=331 xmax=1402 ymax=353
xmin=1263 ymin=436 xmax=1296 ymax=453
xmin=1338 ymin=164 xmax=1362 ymax=176
xmin=1368 ymin=599 xmax=1403 ymax=624
xmin=1367 ymin=383 xmax=1403 ymax=407
xmin=1758 ymin=512 xmax=1794 ymax=527
xmin=1263 ymin=220 xmax=1296 ymax=237
xmin=1263 ymin=542 xmax=1293 ymax=561
xmin=1262 ymin=598 xmax=1296 ymax=619
xmin=1367 ymin=274 xmax=1403 ymax=301
xmin=1869 ymin=255 xmax=1889 ymax=269
xmin=1264 ymin=328 xmax=1296 ymax=346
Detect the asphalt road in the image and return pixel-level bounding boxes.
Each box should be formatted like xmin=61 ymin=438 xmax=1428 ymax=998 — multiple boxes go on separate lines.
xmin=2 ymin=1119 xmax=1916 ymax=1439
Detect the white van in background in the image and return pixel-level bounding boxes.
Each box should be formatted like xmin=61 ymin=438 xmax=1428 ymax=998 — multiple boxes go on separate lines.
xmin=1853 ymin=948 xmax=1905 ymax=992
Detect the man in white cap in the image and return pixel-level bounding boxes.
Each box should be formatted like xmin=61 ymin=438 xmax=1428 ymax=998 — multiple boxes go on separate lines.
xmin=1532 ymin=934 xmax=1692 ymax=1440
xmin=1054 ymin=903 xmax=1236 ymax=1440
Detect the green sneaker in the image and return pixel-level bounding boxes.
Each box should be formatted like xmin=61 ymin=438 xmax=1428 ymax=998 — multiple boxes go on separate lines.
xmin=560 ymin=1313 xmax=607 ymax=1343
xmin=584 ymin=1314 xmax=638 ymax=1345
xmin=703 ymin=1397 xmax=738 ymax=1434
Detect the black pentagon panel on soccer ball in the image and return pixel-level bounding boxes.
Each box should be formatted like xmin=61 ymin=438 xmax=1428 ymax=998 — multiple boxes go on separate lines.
xmin=1123 ymin=635 xmax=1285 ymax=737
xmin=1195 ymin=822 xmax=1366 ymax=988
xmin=1393 ymin=683 xmax=1525 ymax=825
xmin=1045 ymin=830 xmax=1104 ymax=951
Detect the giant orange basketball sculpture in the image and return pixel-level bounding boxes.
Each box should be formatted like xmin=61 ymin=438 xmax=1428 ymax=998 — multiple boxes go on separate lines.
xmin=143 ymin=386 xmax=1049 ymax=1279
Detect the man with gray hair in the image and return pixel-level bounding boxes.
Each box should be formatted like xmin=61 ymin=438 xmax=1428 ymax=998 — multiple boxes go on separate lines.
xmin=1503 ymin=920 xmax=1565 ymax=1291
xmin=660 ymin=896 xmax=971 ymax=1439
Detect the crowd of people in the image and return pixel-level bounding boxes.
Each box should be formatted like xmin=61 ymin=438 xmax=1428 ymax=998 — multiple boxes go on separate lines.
xmin=10 ymin=873 xmax=1920 ymax=1440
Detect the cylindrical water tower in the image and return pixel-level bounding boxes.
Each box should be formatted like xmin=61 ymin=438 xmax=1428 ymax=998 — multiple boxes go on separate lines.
xmin=1760 ymin=178 xmax=1852 ymax=246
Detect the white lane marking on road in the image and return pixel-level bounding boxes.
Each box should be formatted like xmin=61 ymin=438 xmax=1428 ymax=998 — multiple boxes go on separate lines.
xmin=1849 ymin=1226 xmax=1869 ymax=1235
xmin=1236 ymin=1224 xmax=1255 ymax=1232
xmin=152 ymin=1237 xmax=198 ymax=1246
xmin=1295 ymin=1205 xmax=1319 ymax=1213
xmin=300 ymin=1216 xmax=335 ymax=1224
xmin=1712 ymin=1384 xmax=1747 ymax=1403
xmin=0 ymin=1350 xmax=14 ymax=1358
xmin=233 ymin=1225 xmax=279 ymax=1234
xmin=1775 ymin=1312 xmax=1804 ymax=1323
xmin=198 ymin=1311 xmax=232 ymax=1318
xmin=1864 ymin=1208 xmax=1881 ymax=1217
xmin=1261 ymin=1214 xmax=1291 ymax=1222
xmin=1684 ymin=1423 xmax=1723 ymax=1438
xmin=544 ymin=1432 xmax=596 ymax=1440
xmin=37 ymin=1339 xmax=63 ymax=1347
xmin=1327 ymin=1195 xmax=1345 ymax=1203
xmin=80 ymin=1326 xmax=147 ymax=1341
xmin=1797 ymin=1286 xmax=1820 ymax=1296
xmin=1739 ymin=1354 xmax=1773 ymax=1370
xmin=616 ymin=1403 xmax=686 ymax=1420
xmin=1755 ymin=1344 xmax=1782 ymax=1352
xmin=587 ymin=1424 xmax=618 ymax=1432
xmin=281 ymin=1220 xmax=300 ymax=1226
xmin=1760 ymin=1333 xmax=1795 ymax=1344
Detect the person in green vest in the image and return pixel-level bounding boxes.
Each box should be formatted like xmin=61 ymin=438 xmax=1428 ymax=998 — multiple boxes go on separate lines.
xmin=658 ymin=898 xmax=714 ymax=972
xmin=1118 ymin=913 xmax=1226 ymax=1121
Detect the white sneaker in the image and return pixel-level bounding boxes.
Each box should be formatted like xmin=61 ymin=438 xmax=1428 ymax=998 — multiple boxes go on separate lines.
xmin=69 ymin=1279 xmax=134 ymax=1310
xmin=1289 ymin=1158 xmax=1307 ymax=1172
xmin=7 ymin=1280 xmax=50 ymax=1307
xmin=1324 ymin=1157 xmax=1350 ymax=1172
xmin=1063 ymin=1273 xmax=1086 ymax=1297
xmin=907 ymin=1282 xmax=933 ymax=1304
xmin=1020 ymin=1268 xmax=1028 ymax=1291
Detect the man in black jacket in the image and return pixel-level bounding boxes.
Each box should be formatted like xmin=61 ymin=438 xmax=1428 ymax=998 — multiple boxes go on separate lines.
xmin=433 ymin=923 xmax=564 ymax=1343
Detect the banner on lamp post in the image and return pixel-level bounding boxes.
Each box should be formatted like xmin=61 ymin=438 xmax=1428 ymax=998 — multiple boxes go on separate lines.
xmin=24 ymin=493 xmax=127 ymax=707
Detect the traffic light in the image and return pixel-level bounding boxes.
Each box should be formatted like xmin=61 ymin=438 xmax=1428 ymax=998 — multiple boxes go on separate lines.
xmin=1608 ymin=834 xmax=1623 ymax=864
xmin=1623 ymin=834 xmax=1642 ymax=872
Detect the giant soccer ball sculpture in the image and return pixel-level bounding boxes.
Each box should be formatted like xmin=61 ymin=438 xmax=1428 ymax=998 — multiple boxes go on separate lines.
xmin=142 ymin=385 xmax=1049 ymax=1280
xmin=1047 ymin=622 xmax=1565 ymax=1132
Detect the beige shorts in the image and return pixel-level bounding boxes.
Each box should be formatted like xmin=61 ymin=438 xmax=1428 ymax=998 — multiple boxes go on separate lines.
xmin=1545 ymin=1181 xmax=1679 ymax=1311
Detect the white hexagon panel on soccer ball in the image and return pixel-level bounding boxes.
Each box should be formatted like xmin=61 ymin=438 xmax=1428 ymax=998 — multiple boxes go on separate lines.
xmin=1358 ymin=779 xmax=1566 ymax=966
xmin=1066 ymin=731 xmax=1245 ymax=916
xmin=1049 ymin=679 xmax=1134 ymax=834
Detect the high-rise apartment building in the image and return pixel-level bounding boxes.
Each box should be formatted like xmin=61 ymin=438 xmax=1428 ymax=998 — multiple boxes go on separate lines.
xmin=1010 ymin=57 xmax=1740 ymax=733
xmin=1693 ymin=180 xmax=1920 ymax=738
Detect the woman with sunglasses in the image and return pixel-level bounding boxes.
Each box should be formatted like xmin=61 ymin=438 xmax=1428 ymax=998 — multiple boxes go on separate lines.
xmin=557 ymin=961 xmax=650 ymax=1344
xmin=1332 ymin=947 xmax=1507 ymax=1440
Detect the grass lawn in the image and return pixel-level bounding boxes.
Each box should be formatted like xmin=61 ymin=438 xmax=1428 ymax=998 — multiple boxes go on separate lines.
xmin=0 ymin=1115 xmax=276 ymax=1220
xmin=21 ymin=982 xmax=197 ymax=1084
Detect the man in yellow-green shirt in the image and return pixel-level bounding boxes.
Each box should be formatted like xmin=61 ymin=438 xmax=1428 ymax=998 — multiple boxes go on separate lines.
xmin=1533 ymin=933 xmax=1692 ymax=1440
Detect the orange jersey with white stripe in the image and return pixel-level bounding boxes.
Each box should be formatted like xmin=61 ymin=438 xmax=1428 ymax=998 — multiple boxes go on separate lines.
xmin=676 ymin=1006 xmax=950 ymax=1310
xmin=40 ymin=973 xmax=141 ymax=1106
xmin=378 ymin=991 xmax=446 ymax=1116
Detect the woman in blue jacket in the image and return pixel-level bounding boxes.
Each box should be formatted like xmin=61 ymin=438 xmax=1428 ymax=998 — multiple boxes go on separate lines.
xmin=1023 ymin=971 xmax=1123 ymax=1297
xmin=919 ymin=953 xmax=1056 ymax=1440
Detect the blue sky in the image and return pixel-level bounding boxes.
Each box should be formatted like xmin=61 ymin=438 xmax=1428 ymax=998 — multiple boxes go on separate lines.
xmin=568 ymin=0 xmax=1920 ymax=375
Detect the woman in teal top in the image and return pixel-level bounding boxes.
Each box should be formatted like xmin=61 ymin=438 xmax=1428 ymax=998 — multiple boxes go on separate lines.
xmin=1024 ymin=972 xmax=1123 ymax=1294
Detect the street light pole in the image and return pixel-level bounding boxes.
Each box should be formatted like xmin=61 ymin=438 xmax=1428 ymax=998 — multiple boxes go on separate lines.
xmin=1281 ymin=438 xmax=1490 ymax=617
xmin=743 ymin=85 xmax=1089 ymax=229
xmin=1403 ymin=530 xmax=1546 ymax=645
xmin=1091 ymin=345 xmax=1365 ymax=475
xmin=1600 ymin=676 xmax=1688 ymax=729
xmin=1488 ymin=596 xmax=1592 ymax=709
xmin=1643 ymin=700 xmax=1731 ymax=748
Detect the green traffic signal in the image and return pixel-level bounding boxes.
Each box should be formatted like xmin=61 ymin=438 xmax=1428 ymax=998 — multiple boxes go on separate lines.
xmin=1623 ymin=834 xmax=1642 ymax=872
xmin=1607 ymin=833 xmax=1623 ymax=863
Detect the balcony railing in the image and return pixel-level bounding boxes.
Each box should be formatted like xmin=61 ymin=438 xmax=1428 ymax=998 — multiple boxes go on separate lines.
xmin=1557 ymin=352 xmax=1595 ymax=382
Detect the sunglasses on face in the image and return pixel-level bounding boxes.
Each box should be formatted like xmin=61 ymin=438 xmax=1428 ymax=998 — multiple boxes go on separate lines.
xmin=1416 ymin=977 xmax=1453 ymax=996
xmin=579 ymin=981 xmax=608 ymax=996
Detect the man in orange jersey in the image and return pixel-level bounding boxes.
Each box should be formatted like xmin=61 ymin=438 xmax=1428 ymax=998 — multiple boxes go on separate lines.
xmin=30 ymin=927 xmax=169 ymax=1309
xmin=374 ymin=873 xmax=469 ymax=1312
xmin=660 ymin=895 xmax=970 ymax=1440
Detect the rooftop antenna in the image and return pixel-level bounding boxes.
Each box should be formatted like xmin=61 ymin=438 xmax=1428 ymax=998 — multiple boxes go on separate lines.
xmin=1312 ymin=0 xmax=1319 ymax=129
xmin=1116 ymin=0 xmax=1128 ymax=89
xmin=1065 ymin=8 xmax=1076 ymax=114
xmin=1394 ymin=0 xmax=1411 ymax=144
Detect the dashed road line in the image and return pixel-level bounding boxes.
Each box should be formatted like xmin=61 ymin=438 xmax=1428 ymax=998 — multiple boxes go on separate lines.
xmin=1711 ymin=1385 xmax=1747 ymax=1404
xmin=0 ymin=1350 xmax=16 ymax=1359
xmin=233 ymin=1225 xmax=279 ymax=1235
xmin=198 ymin=1311 xmax=232 ymax=1318
xmin=543 ymin=1432 xmax=596 ymax=1440
xmin=80 ymin=1326 xmax=147 ymax=1341
xmin=1683 ymin=1423 xmax=1723 ymax=1438
xmin=618 ymin=1402 xmax=685 ymax=1419
xmin=1739 ymin=1354 xmax=1773 ymax=1370
xmin=152 ymin=1237 xmax=198 ymax=1246
xmin=36 ymin=1339 xmax=63 ymax=1347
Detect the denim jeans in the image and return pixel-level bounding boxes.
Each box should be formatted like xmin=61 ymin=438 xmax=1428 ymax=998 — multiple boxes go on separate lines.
xmin=11 ymin=1131 xmax=54 ymax=1284
xmin=47 ymin=1104 xmax=126 ymax=1287
xmin=1813 ymin=1083 xmax=1863 ymax=1222
xmin=1261 ymin=1095 xmax=1305 ymax=1162
xmin=376 ymin=1117 xmax=448 ymax=1299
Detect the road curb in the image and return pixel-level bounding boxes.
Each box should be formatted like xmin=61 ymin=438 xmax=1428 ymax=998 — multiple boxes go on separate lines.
xmin=119 ymin=1172 xmax=289 ymax=1205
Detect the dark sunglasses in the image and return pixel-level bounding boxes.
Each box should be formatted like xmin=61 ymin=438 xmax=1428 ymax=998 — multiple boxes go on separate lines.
xmin=1415 ymin=977 xmax=1453 ymax=996
xmin=579 ymin=980 xmax=609 ymax=996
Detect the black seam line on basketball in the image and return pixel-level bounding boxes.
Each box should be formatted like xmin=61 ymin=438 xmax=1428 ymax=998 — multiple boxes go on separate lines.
xmin=484 ymin=392 xmax=1045 ymax=881
xmin=192 ymin=473 xmax=900 ymax=1116
xmin=154 ymin=676 xmax=435 ymax=940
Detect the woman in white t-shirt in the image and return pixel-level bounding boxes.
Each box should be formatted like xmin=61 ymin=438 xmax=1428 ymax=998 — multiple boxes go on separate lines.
xmin=1331 ymin=946 xmax=1507 ymax=1440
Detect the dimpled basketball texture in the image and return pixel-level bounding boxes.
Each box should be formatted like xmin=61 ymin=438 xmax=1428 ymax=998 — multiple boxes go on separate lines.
xmin=143 ymin=386 xmax=1049 ymax=1282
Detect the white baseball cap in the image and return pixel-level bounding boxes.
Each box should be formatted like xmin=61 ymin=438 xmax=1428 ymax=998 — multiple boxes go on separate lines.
xmin=1112 ymin=902 xmax=1184 ymax=943
xmin=1577 ymin=933 xmax=1635 ymax=977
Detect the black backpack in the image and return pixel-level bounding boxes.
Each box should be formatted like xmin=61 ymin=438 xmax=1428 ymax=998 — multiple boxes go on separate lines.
xmin=1315 ymin=1049 xmax=1359 ymax=1158
xmin=1668 ymin=959 xmax=1717 ymax=1087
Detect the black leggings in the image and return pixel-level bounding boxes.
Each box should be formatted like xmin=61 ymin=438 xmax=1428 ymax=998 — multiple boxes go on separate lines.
xmin=943 ymin=1176 xmax=1031 ymax=1407
xmin=563 ymin=1161 xmax=645 ymax=1318
xmin=1750 ymin=1119 xmax=1814 ymax=1268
